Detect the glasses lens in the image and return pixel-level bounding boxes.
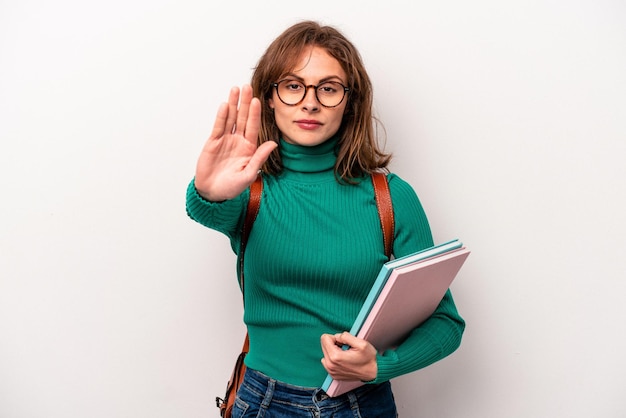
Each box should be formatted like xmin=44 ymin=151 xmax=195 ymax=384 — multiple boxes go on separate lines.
xmin=316 ymin=82 xmax=346 ymax=107
xmin=276 ymin=80 xmax=347 ymax=107
xmin=276 ymin=80 xmax=305 ymax=105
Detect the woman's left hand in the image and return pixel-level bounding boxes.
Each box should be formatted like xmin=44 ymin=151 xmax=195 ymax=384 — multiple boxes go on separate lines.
xmin=320 ymin=332 xmax=378 ymax=382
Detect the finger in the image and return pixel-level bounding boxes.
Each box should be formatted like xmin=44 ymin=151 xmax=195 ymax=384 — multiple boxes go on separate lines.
xmin=225 ymin=86 xmax=240 ymax=134
xmin=208 ymin=102 xmax=229 ymax=140
xmin=320 ymin=334 xmax=337 ymax=356
xmin=243 ymin=141 xmax=277 ymax=174
xmin=244 ymin=97 xmax=261 ymax=143
xmin=335 ymin=331 xmax=357 ymax=348
xmin=320 ymin=335 xmax=342 ymax=374
xmin=239 ymin=142 xmax=278 ymax=184
xmin=320 ymin=334 xmax=332 ymax=359
xmin=234 ymin=84 xmax=253 ymax=136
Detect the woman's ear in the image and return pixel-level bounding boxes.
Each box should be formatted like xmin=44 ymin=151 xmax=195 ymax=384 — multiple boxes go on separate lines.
xmin=268 ymin=97 xmax=275 ymax=110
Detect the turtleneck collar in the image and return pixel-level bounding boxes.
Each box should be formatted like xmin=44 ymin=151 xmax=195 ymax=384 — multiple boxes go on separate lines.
xmin=279 ymin=136 xmax=338 ymax=181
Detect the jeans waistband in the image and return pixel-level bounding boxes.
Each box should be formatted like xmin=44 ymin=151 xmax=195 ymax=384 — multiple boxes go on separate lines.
xmin=243 ymin=367 xmax=387 ymax=406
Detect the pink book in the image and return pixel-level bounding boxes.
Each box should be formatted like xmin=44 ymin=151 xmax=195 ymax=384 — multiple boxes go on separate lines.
xmin=322 ymin=247 xmax=470 ymax=397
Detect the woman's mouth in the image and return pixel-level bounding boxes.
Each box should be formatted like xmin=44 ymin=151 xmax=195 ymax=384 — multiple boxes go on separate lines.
xmin=295 ymin=120 xmax=322 ymax=130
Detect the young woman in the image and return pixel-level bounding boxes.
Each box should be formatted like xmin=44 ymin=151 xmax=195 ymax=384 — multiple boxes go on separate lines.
xmin=186 ymin=20 xmax=465 ymax=417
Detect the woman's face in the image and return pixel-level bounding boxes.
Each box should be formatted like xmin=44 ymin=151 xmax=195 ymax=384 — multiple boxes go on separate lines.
xmin=269 ymin=46 xmax=348 ymax=147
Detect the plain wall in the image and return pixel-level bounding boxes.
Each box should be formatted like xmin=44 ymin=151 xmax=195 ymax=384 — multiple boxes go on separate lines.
xmin=1 ymin=1 xmax=625 ymax=417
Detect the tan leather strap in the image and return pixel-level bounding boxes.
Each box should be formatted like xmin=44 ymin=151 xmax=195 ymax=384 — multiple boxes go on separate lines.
xmin=240 ymin=175 xmax=263 ymax=301
xmin=371 ymin=172 xmax=395 ymax=259
xmin=236 ymin=175 xmax=262 ymax=358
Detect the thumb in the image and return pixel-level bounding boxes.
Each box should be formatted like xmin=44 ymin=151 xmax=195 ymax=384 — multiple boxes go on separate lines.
xmin=335 ymin=331 xmax=358 ymax=348
xmin=244 ymin=141 xmax=278 ymax=175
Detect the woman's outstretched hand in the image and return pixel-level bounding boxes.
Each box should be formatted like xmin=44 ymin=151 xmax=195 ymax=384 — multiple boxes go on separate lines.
xmin=194 ymin=84 xmax=278 ymax=202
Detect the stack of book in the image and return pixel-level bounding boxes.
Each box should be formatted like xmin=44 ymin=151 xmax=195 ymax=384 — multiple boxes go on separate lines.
xmin=322 ymin=239 xmax=470 ymax=397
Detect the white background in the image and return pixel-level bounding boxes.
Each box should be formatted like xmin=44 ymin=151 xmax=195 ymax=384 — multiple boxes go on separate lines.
xmin=1 ymin=1 xmax=625 ymax=417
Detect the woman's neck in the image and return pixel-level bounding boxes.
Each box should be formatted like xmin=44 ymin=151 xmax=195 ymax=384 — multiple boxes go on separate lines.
xmin=279 ymin=137 xmax=338 ymax=181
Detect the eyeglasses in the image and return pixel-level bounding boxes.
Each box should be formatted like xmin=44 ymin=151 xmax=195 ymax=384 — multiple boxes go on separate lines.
xmin=271 ymin=79 xmax=350 ymax=108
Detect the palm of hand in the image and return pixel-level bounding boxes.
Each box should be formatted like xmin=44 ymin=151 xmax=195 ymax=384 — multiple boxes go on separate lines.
xmin=194 ymin=85 xmax=277 ymax=201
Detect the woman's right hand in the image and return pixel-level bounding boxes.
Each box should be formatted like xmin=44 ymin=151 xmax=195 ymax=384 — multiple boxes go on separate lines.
xmin=194 ymin=84 xmax=278 ymax=202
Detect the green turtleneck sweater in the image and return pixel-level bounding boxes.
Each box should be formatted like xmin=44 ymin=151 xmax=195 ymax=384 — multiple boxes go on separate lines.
xmin=186 ymin=138 xmax=464 ymax=388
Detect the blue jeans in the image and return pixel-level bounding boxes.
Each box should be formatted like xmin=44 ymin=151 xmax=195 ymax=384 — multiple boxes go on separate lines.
xmin=232 ymin=368 xmax=398 ymax=418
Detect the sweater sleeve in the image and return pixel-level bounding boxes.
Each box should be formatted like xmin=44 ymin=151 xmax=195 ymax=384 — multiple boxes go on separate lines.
xmin=370 ymin=174 xmax=465 ymax=383
xmin=185 ymin=178 xmax=247 ymax=246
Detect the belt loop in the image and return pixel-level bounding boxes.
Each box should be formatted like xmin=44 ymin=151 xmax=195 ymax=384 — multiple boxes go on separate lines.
xmin=347 ymin=391 xmax=360 ymax=414
xmin=260 ymin=378 xmax=275 ymax=410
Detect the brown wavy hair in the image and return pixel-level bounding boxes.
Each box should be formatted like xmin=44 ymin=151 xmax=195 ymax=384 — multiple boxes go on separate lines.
xmin=251 ymin=21 xmax=391 ymax=182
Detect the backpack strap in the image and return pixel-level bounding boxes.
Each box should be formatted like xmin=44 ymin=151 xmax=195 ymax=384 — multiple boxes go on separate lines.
xmin=233 ymin=175 xmax=263 ymax=381
xmin=217 ymin=176 xmax=261 ymax=416
xmin=240 ymin=174 xmax=263 ymax=299
xmin=371 ymin=172 xmax=395 ymax=259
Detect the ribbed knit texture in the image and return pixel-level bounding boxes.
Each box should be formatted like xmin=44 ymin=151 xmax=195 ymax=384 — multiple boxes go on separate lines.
xmin=186 ymin=137 xmax=465 ymax=387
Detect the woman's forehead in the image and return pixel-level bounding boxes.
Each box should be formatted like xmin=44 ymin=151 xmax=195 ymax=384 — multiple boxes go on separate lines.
xmin=283 ymin=46 xmax=346 ymax=81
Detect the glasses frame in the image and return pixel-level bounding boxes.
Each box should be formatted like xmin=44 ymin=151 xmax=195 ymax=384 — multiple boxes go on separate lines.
xmin=271 ymin=79 xmax=350 ymax=108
